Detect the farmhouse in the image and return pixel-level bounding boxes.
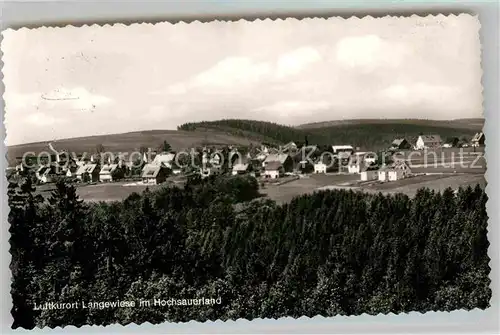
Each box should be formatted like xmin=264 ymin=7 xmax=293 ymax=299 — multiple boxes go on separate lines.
xmin=332 ymin=145 xmax=354 ymax=156
xmin=391 ymin=138 xmax=411 ymax=150
xmin=35 ymin=165 xmax=58 ymax=184
xmin=99 ymin=164 xmax=118 ymax=182
xmin=76 ymin=163 xmax=100 ymax=183
xmin=264 ymin=161 xmax=284 ymax=179
xmin=141 ymin=164 xmax=169 ymax=185
xmin=348 ymin=153 xmax=376 ymax=174
xmin=282 ymin=141 xmax=298 ymax=152
xmin=232 ymin=163 xmax=251 ymax=175
xmin=263 ymin=154 xmax=293 ymax=172
xmin=360 ymin=167 xmax=379 ymax=181
xmin=314 ymin=162 xmax=327 ymax=174
xmin=471 ymin=132 xmax=485 ymax=147
xmin=378 ymin=162 xmax=411 ymax=181
xmin=416 ymin=135 xmax=442 ymax=150
xmin=200 ymin=166 xmax=222 ymax=179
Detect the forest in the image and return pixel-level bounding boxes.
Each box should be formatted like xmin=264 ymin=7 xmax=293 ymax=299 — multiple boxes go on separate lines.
xmin=9 ymin=172 xmax=491 ymax=329
xmin=178 ymin=119 xmax=478 ymax=150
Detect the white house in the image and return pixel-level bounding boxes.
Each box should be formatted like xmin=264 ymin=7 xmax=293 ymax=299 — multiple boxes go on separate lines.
xmin=36 ymin=165 xmax=57 ymax=184
xmin=200 ymin=166 xmax=222 ymax=179
xmin=232 ymin=163 xmax=250 ymax=175
xmin=471 ymin=132 xmax=485 ymax=147
xmin=361 ymin=170 xmax=378 ymax=181
xmin=378 ymin=162 xmax=411 ymax=181
xmin=141 ymin=164 xmax=169 ymax=185
xmin=332 ymin=145 xmax=354 ymax=154
xmin=416 ymin=135 xmax=442 ymax=150
xmin=354 ymin=152 xmax=376 ymax=165
xmin=262 ymin=154 xmax=293 ymax=172
xmin=314 ymin=162 xmax=327 ymax=174
xmin=76 ymin=163 xmax=99 ymax=182
xmin=99 ymin=164 xmax=118 ymax=182
xmin=264 ymin=161 xmax=284 ymax=179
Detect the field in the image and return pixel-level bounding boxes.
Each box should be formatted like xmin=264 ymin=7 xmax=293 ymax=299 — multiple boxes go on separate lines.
xmin=6 ymin=129 xmax=258 ymax=165
xmin=395 ymin=147 xmax=486 ymax=174
xmin=262 ymin=172 xmax=486 ymax=204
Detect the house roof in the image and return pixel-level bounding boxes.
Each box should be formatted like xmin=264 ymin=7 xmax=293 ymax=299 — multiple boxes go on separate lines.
xmin=152 ymin=152 xmax=175 ymax=165
xmin=100 ymin=164 xmax=118 ymax=175
xmin=392 ymin=138 xmax=407 ymax=146
xmin=232 ymin=163 xmax=249 ymax=172
xmin=332 ymin=145 xmax=354 ymax=151
xmin=141 ymin=164 xmax=162 ymax=178
xmin=379 ymin=161 xmax=410 ymax=172
xmin=76 ymin=163 xmax=98 ymax=175
xmin=264 ymin=153 xmax=290 ymax=164
xmin=419 ymin=135 xmax=442 ymax=143
xmin=265 ymin=161 xmax=283 ymax=171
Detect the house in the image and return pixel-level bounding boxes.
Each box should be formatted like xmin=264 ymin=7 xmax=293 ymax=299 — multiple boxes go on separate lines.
xmin=64 ymin=165 xmax=78 ymax=178
xmin=391 ymin=138 xmax=412 ymax=150
xmin=360 ymin=168 xmax=379 ymax=181
xmin=471 ymin=132 xmax=485 ymax=147
xmin=99 ymin=164 xmax=118 ymax=182
xmin=282 ymin=141 xmax=298 ymax=152
xmin=262 ymin=154 xmax=293 ymax=172
xmin=35 ymin=165 xmax=57 ymax=183
xmin=152 ymin=152 xmax=176 ymax=168
xmin=232 ymin=163 xmax=251 ymax=175
xmin=264 ymin=161 xmax=284 ymax=179
xmin=348 ymin=153 xmax=376 ymax=174
xmin=378 ymin=162 xmax=411 ymax=181
xmin=76 ymin=163 xmax=100 ymax=183
xmin=141 ymin=164 xmax=169 ymax=185
xmin=415 ymin=135 xmax=442 ymax=150
xmin=200 ymin=166 xmax=221 ymax=179
xmin=331 ymin=145 xmax=354 ymax=155
xmin=313 ymin=162 xmax=327 ymax=174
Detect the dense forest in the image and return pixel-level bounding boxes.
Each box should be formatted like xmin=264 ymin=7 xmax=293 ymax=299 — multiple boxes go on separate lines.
xmin=9 ymin=172 xmax=490 ymax=329
xmin=178 ymin=119 xmax=479 ymax=150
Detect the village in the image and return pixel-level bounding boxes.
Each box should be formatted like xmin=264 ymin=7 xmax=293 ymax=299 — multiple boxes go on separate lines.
xmin=7 ymin=131 xmax=486 ymax=203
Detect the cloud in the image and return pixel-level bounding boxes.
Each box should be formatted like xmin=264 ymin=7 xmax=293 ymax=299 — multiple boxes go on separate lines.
xmin=335 ymin=35 xmax=409 ymax=71
xmin=193 ymin=57 xmax=272 ymax=88
xmin=275 ymin=47 xmax=322 ymax=78
xmin=155 ymin=47 xmax=322 ymax=95
xmin=381 ymin=83 xmax=460 ymax=104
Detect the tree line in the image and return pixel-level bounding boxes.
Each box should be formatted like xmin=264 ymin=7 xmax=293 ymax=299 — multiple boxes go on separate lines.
xmin=9 ymin=172 xmax=490 ymax=329
xmin=178 ymin=119 xmax=478 ymax=150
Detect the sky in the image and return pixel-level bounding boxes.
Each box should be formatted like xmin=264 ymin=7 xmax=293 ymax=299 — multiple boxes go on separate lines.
xmin=2 ymin=14 xmax=483 ymax=146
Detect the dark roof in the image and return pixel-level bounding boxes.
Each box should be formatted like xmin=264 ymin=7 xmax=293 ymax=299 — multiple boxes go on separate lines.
xmin=392 ymin=138 xmax=407 ymax=146
xmin=265 ymin=161 xmax=283 ymax=171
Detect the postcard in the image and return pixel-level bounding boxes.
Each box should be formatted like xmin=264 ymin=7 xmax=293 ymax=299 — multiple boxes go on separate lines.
xmin=1 ymin=14 xmax=490 ymax=329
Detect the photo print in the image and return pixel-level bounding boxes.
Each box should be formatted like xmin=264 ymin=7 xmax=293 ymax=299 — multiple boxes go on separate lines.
xmin=1 ymin=13 xmax=490 ymax=329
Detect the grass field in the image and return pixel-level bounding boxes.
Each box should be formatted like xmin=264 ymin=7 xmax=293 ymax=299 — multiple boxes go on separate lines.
xmin=261 ymin=172 xmax=486 ymax=204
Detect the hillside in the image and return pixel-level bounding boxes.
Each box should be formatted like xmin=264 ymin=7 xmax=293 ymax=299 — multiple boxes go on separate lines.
xmin=297 ymin=118 xmax=485 ymax=130
xmin=6 ymin=129 xmax=259 ymax=165
xmin=178 ymin=118 xmax=482 ymax=150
